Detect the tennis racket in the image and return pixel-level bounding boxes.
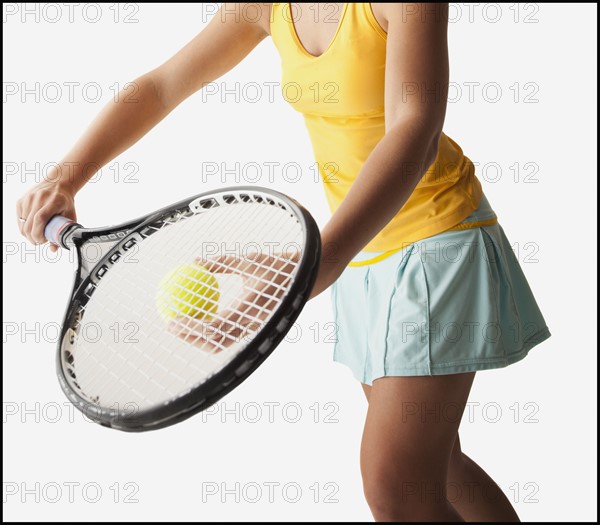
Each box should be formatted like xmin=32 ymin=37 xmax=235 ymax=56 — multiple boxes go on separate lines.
xmin=45 ymin=186 xmax=321 ymax=432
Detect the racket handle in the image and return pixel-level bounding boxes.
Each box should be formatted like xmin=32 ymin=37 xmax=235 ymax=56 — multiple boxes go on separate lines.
xmin=45 ymin=215 xmax=80 ymax=248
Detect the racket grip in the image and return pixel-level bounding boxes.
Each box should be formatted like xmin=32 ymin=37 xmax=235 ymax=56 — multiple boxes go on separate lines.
xmin=45 ymin=215 xmax=79 ymax=248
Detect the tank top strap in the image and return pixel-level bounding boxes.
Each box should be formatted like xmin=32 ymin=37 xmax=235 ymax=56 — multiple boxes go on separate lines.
xmin=271 ymin=3 xmax=386 ymax=58
xmin=358 ymin=3 xmax=388 ymax=39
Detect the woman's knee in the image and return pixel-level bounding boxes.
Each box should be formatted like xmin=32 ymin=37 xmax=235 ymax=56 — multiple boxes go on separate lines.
xmin=361 ymin=456 xmax=448 ymax=520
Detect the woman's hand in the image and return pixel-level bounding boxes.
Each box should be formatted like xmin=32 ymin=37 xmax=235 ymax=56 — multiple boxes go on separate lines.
xmin=16 ymin=175 xmax=77 ymax=251
xmin=167 ymin=252 xmax=299 ymax=353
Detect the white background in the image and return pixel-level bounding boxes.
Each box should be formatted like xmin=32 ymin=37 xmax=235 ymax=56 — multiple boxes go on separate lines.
xmin=3 ymin=3 xmax=597 ymax=522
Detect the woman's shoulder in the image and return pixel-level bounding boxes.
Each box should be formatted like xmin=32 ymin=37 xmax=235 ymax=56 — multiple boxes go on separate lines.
xmin=219 ymin=3 xmax=274 ymax=36
xmin=243 ymin=3 xmax=274 ymax=35
xmin=371 ymin=3 xmax=448 ymax=32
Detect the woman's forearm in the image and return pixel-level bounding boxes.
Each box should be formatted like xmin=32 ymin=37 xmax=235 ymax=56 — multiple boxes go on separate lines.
xmin=53 ymin=73 xmax=175 ymax=193
xmin=18 ymin=7 xmax=268 ymax=246
xmin=51 ymin=6 xmax=269 ymax=195
xmin=313 ymin=117 xmax=441 ymax=296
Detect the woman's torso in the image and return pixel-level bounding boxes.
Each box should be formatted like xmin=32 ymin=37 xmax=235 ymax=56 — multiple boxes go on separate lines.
xmin=270 ymin=3 xmax=483 ymax=252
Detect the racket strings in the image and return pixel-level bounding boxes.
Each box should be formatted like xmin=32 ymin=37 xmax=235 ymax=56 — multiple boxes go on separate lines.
xmin=164 ymin=232 xmax=300 ymax=355
xmin=155 ymin=200 xmax=299 ymax=331
xmin=74 ymin=210 xmax=237 ymax=402
xmin=167 ymin=267 xmax=295 ymax=350
xmin=159 ymin=200 xmax=302 ymax=351
xmin=68 ymin=208 xmax=219 ymax=404
xmin=65 ymin=198 xmax=305 ymax=409
xmin=76 ymin=205 xmax=238 ymax=399
xmin=162 ymin=253 xmax=296 ymax=315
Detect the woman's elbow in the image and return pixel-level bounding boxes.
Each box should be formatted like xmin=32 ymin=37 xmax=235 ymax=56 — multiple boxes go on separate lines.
xmin=386 ymin=110 xmax=445 ymax=170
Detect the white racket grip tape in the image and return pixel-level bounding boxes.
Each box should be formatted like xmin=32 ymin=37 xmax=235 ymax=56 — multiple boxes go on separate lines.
xmin=45 ymin=215 xmax=78 ymax=247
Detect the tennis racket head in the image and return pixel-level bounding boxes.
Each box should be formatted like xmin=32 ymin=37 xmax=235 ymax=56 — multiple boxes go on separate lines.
xmin=51 ymin=187 xmax=321 ymax=431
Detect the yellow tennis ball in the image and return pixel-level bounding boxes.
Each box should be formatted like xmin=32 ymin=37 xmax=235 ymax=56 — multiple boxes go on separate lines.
xmin=156 ymin=263 xmax=220 ymax=322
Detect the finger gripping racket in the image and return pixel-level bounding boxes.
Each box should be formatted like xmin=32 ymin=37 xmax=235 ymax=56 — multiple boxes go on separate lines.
xmin=45 ymin=187 xmax=321 ymax=432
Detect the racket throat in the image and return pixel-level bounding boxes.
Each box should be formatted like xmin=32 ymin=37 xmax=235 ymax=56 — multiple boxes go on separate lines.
xmin=58 ymin=222 xmax=82 ymax=249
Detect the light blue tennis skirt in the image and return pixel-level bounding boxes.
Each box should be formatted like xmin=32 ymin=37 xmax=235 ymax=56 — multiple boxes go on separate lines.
xmin=330 ymin=194 xmax=551 ymax=385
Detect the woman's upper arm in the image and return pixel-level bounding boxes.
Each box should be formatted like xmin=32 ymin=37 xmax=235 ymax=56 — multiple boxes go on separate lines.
xmin=148 ymin=3 xmax=270 ymax=109
xmin=382 ymin=3 xmax=449 ymax=132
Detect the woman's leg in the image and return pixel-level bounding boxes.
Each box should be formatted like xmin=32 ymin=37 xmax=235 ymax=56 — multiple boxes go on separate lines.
xmin=361 ymin=383 xmax=371 ymax=399
xmin=360 ymin=373 xmax=474 ymax=522
xmin=447 ymin=435 xmax=520 ymax=522
xmin=360 ymin=377 xmax=520 ymax=522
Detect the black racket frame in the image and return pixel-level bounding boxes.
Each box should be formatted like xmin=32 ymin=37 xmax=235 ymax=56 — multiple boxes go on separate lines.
xmin=54 ymin=187 xmax=321 ymax=432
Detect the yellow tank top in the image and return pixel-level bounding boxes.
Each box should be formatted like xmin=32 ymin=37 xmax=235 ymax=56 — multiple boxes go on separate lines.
xmin=270 ymin=3 xmax=484 ymax=252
